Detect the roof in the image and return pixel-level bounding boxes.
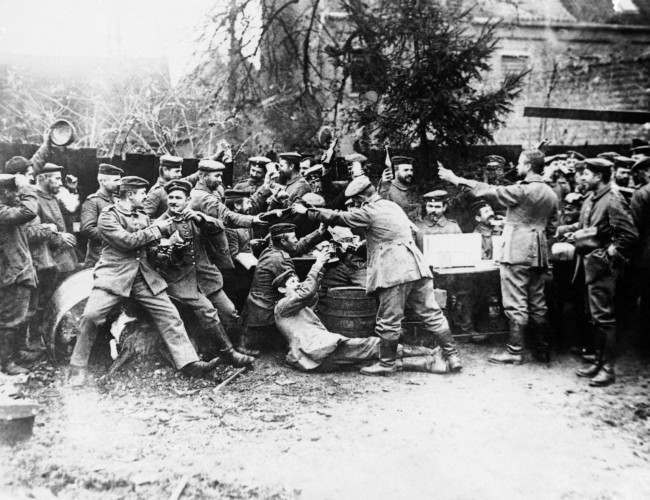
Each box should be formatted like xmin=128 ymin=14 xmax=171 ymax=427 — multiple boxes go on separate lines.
xmin=471 ymin=0 xmax=576 ymax=23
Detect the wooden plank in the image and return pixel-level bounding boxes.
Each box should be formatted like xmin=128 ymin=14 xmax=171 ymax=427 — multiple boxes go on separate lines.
xmin=523 ymin=107 xmax=650 ymax=124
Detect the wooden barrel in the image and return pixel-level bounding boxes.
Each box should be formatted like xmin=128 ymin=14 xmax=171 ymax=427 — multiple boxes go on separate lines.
xmin=319 ymin=286 xmax=377 ymax=338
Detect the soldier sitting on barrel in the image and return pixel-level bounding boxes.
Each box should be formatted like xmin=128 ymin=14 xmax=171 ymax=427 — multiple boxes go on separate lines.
xmin=273 ymin=246 xmax=449 ymax=374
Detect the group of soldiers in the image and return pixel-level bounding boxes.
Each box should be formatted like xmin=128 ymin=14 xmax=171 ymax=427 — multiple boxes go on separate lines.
xmin=1 ymin=132 xmax=650 ymax=388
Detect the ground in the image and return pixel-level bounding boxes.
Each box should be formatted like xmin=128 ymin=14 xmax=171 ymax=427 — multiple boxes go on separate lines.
xmin=2 ymin=344 xmax=650 ymax=500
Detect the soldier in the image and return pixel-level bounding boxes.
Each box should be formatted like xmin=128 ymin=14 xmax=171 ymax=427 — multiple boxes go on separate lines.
xmin=472 ymin=201 xmax=499 ymax=260
xmin=143 ymin=155 xmax=183 ymax=218
xmin=0 ymin=174 xmax=38 ymax=375
xmin=557 ymin=158 xmax=638 ymax=387
xmin=631 ymin=155 xmax=650 ymax=188
xmin=68 ymin=176 xmax=217 ymax=386
xmin=80 ymin=163 xmax=123 ymax=266
xmin=379 ymin=156 xmax=420 ymax=221
xmin=439 ymin=149 xmax=559 ymax=364
xmin=4 ymin=156 xmax=35 ymax=182
xmin=268 ymin=152 xmax=312 ymax=210
xmin=242 ymin=223 xmax=325 ymax=354
xmin=153 ymin=180 xmax=254 ymax=366
xmin=630 ymin=157 xmax=650 ymax=348
xmin=292 ymin=175 xmax=462 ymax=375
xmin=273 ymin=250 xmax=448 ymax=374
xmin=483 ymin=155 xmax=506 ymax=184
xmin=414 ymin=190 xmax=461 ymax=251
xmin=233 ymin=156 xmax=270 ymax=194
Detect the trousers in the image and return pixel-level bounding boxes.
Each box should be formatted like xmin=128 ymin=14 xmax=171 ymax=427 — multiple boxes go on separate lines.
xmin=0 ymin=284 xmax=32 ymax=366
xmin=500 ymin=264 xmax=548 ymax=326
xmin=586 ymin=269 xmax=618 ymax=361
xmin=70 ymin=273 xmax=199 ymax=370
xmin=375 ymin=278 xmax=456 ymax=354
xmin=208 ymin=289 xmax=240 ymax=331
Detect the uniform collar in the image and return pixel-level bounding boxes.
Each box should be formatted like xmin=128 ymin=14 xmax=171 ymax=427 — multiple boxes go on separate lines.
xmin=391 ymin=179 xmax=410 ymax=191
xmin=591 ymin=184 xmax=611 ymax=202
xmin=520 ymin=172 xmax=544 ymax=184
xmin=96 ymin=189 xmax=113 ymax=202
xmin=475 ymin=222 xmax=493 ymax=235
xmin=286 ymin=175 xmax=304 ymax=187
xmin=36 ymin=186 xmax=55 ymax=199
xmin=423 ymin=215 xmax=448 ymax=228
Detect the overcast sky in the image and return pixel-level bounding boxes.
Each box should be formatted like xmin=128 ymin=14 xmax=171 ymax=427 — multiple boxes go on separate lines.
xmin=0 ymin=0 xmax=218 ymax=81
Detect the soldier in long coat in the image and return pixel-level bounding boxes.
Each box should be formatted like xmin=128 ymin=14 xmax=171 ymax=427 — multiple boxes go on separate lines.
xmin=0 ymin=174 xmax=38 ymax=375
xmin=68 ymin=176 xmax=217 ymax=386
xmin=80 ymin=163 xmax=123 ymax=266
xmin=293 ymin=176 xmax=461 ymax=375
xmin=439 ymin=149 xmax=559 ymax=364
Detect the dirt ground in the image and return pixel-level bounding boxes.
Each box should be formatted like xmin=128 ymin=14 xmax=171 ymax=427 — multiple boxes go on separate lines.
xmin=2 ymin=343 xmax=650 ymax=500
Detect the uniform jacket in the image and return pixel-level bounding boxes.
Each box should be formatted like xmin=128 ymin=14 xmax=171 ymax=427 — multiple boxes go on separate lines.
xmin=36 ymin=187 xmax=78 ymax=272
xmin=245 ymin=229 xmax=323 ymax=327
xmin=307 ymin=195 xmax=432 ymax=294
xmin=268 ymin=175 xmax=311 ymax=210
xmin=379 ymin=179 xmax=421 ymax=221
xmin=474 ymin=223 xmax=497 ymax=260
xmin=24 ymin=214 xmax=61 ymax=271
xmin=154 ymin=211 xmax=226 ymax=299
xmin=143 ymin=179 xmax=167 ymax=219
xmin=190 ymin=181 xmax=255 ymax=229
xmin=275 ymin=261 xmax=346 ymax=370
xmin=93 ymin=204 xmax=166 ymax=297
xmin=631 ymin=184 xmax=650 ymax=270
xmin=233 ymin=177 xmax=264 ymax=194
xmin=226 ymin=227 xmax=252 ymax=258
xmin=80 ymin=190 xmax=114 ymax=266
xmin=567 ymin=185 xmax=638 ymax=284
xmin=0 ymin=187 xmax=38 ymax=288
xmin=414 ymin=215 xmax=462 ymax=250
xmin=462 ymin=173 xmax=558 ymax=268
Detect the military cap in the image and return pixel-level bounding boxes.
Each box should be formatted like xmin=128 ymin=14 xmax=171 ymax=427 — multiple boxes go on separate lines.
xmin=632 ymin=157 xmax=650 ymax=172
xmin=40 ymin=163 xmax=64 ymax=174
xmin=4 ymin=156 xmax=32 ymax=175
xmin=566 ymin=150 xmax=586 ymax=161
xmin=301 ymin=192 xmax=326 ymax=208
xmin=299 ymin=152 xmax=315 ymax=160
xmin=278 ymin=152 xmax=302 ymax=164
xmin=0 ymin=173 xmax=16 ymax=189
xmin=564 ymin=192 xmax=584 ymax=206
xmin=248 ymin=156 xmax=272 ymax=166
xmin=224 ymin=189 xmax=250 ymax=202
xmin=198 ymin=159 xmax=225 ymax=172
xmin=471 ymin=199 xmax=492 ymax=214
xmin=164 ymin=179 xmax=192 ymax=195
xmin=344 ymin=175 xmax=372 ymax=197
xmin=270 ymin=223 xmax=297 ymax=237
xmin=631 ymin=145 xmax=650 ymax=156
xmin=613 ymin=155 xmax=635 ymax=167
xmin=304 ymin=164 xmax=323 ymax=178
xmin=98 ymin=163 xmax=124 ymax=176
xmin=422 ymin=189 xmax=449 ymax=201
xmin=120 ymin=176 xmax=149 ymax=190
xmin=344 ymin=197 xmax=355 ymax=207
xmin=159 ymin=155 xmax=183 ymax=168
xmin=392 ymin=156 xmax=414 ymax=166
xmin=344 ymin=153 xmax=368 ymax=163
xmin=597 ymin=152 xmax=619 ymax=161
xmin=583 ymin=158 xmax=613 ymax=175
xmin=485 ymin=155 xmax=506 ymax=166
xmin=272 ymin=269 xmax=298 ymax=290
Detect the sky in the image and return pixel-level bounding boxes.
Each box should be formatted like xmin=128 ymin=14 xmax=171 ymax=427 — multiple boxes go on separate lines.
xmin=0 ymin=0 xmax=219 ymax=82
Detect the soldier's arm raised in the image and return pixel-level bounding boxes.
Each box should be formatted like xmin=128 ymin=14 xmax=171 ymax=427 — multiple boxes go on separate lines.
xmin=302 ymin=205 xmax=373 ymax=229
xmin=98 ymin=209 xmax=165 ymax=251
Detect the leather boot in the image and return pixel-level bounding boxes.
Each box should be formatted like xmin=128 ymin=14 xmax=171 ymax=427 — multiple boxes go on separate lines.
xmin=213 ymin=323 xmax=255 ymax=367
xmin=589 ymin=362 xmax=615 ymax=387
xmin=181 ymin=358 xmax=221 ymax=378
xmin=530 ymin=320 xmax=551 ymax=363
xmin=68 ymin=365 xmax=88 ymax=387
xmin=576 ymin=362 xmax=601 ymax=378
xmin=237 ymin=327 xmax=260 ymax=357
xmin=2 ymin=328 xmax=29 ymax=375
xmin=397 ymin=344 xmax=435 ymax=358
xmin=360 ymin=340 xmax=398 ymax=376
xmin=489 ymin=322 xmax=525 ymax=365
xmin=397 ymin=354 xmax=448 ymax=374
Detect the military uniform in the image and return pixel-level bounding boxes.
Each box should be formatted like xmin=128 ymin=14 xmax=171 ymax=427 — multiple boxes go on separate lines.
xmin=0 ymin=180 xmax=38 ymax=372
xmin=232 ymin=177 xmax=264 ymax=194
xmin=80 ymin=190 xmax=114 ymax=266
xmin=304 ymin=192 xmax=458 ymax=361
xmin=268 ymin=175 xmax=311 ymax=210
xmin=379 ymin=179 xmax=421 ymax=221
xmin=414 ymin=215 xmax=462 ymax=250
xmin=457 ymin=172 xmax=559 ymax=354
xmin=35 ymin=187 xmax=78 ymax=273
xmin=473 ymin=222 xmax=497 ymax=260
xmin=69 ymin=199 xmax=199 ymax=371
xmin=631 ymin=181 xmax=650 ymax=341
xmin=143 ymin=179 xmax=167 ymax=219
xmin=190 ymin=180 xmax=255 ymax=229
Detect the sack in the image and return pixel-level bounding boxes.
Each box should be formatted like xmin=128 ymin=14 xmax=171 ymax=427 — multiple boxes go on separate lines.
xmin=573 ymin=227 xmax=600 ymax=255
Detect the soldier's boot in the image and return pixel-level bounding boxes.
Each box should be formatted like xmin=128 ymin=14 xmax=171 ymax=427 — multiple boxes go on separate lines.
xmin=530 ymin=319 xmax=551 ymax=363
xmin=237 ymin=327 xmax=260 ymax=358
xmin=439 ymin=332 xmax=462 ymax=373
xmin=1 ymin=328 xmax=29 ymax=376
xmin=489 ymin=321 xmax=525 ymax=365
xmin=589 ymin=362 xmax=615 ymax=387
xmin=397 ymin=344 xmax=435 ymax=358
xmin=17 ymin=324 xmax=45 ymax=363
xmin=576 ymin=362 xmax=601 ymax=378
xmin=213 ymin=323 xmax=255 ymax=367
xmin=360 ymin=340 xmax=398 ymax=376
xmin=397 ymin=352 xmax=448 ymax=374
xmin=181 ymin=358 xmax=221 ymax=378
xmin=68 ymin=365 xmax=88 ymax=387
